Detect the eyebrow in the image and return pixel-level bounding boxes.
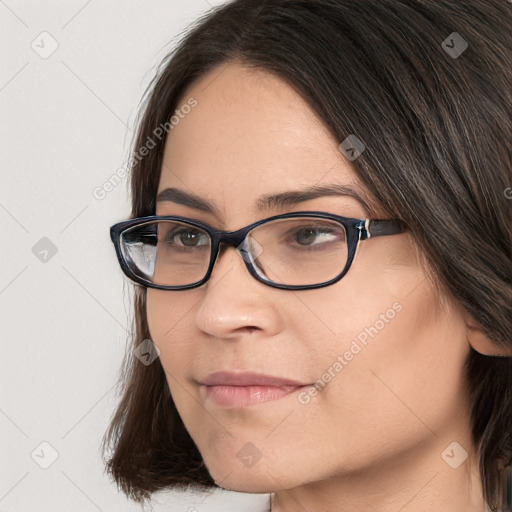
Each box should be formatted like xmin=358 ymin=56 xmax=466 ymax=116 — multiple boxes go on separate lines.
xmin=156 ymin=184 xmax=373 ymax=216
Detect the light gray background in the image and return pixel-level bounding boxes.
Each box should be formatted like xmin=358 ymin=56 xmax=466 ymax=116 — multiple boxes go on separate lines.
xmin=0 ymin=1 xmax=270 ymax=510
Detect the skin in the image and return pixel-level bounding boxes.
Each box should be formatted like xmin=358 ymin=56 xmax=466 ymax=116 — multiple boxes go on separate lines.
xmin=146 ymin=61 xmax=498 ymax=511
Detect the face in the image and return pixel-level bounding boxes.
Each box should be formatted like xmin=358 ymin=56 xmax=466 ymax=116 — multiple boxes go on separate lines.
xmin=146 ymin=62 xmax=474 ymax=493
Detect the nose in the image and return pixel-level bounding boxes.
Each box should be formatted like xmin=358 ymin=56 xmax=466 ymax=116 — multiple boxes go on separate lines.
xmin=194 ymin=243 xmax=283 ymax=339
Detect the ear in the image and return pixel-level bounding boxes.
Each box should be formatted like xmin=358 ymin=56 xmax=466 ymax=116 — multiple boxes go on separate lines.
xmin=463 ymin=311 xmax=512 ymax=357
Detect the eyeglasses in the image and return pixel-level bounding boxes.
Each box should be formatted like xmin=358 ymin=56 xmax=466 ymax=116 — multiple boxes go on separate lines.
xmin=110 ymin=211 xmax=406 ymax=291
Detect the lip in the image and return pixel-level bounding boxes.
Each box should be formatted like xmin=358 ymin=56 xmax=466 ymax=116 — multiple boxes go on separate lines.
xmin=198 ymin=371 xmax=309 ymax=408
xmin=200 ymin=371 xmax=306 ymax=387
xmin=202 ymin=384 xmax=306 ymax=408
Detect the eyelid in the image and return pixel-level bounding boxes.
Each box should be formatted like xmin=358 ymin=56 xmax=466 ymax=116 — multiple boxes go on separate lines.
xmin=154 ymin=209 xmax=365 ymax=231
xmin=156 ymin=211 xmax=218 ymax=226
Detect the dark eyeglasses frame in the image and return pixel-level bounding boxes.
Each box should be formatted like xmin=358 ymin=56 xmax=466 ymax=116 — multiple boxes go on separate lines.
xmin=110 ymin=211 xmax=406 ymax=291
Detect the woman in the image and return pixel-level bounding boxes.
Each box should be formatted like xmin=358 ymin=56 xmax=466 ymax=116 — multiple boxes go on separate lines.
xmin=102 ymin=1 xmax=512 ymax=510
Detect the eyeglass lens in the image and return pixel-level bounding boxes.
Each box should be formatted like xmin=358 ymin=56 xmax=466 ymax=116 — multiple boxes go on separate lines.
xmin=120 ymin=217 xmax=349 ymax=287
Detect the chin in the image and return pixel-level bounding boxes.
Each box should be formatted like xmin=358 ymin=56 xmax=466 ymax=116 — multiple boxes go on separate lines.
xmin=206 ymin=462 xmax=290 ymax=494
xmin=214 ymin=477 xmax=278 ymax=494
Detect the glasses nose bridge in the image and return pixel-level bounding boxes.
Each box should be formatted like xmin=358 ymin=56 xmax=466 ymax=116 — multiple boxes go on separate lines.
xmin=214 ymin=225 xmax=252 ymax=256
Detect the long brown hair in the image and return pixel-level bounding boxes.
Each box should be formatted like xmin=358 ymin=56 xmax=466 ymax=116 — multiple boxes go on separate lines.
xmin=101 ymin=1 xmax=512 ymax=509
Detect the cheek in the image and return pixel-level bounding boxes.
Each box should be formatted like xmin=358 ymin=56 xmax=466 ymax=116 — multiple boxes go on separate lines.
xmin=146 ymin=290 xmax=195 ymax=368
xmin=146 ymin=290 xmax=171 ymax=346
xmin=146 ymin=290 xmax=204 ymax=420
xmin=308 ymin=281 xmax=469 ymax=461
xmin=293 ymin=237 xmax=469 ymax=445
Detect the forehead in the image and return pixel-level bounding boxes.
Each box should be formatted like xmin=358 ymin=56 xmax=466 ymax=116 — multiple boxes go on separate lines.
xmin=158 ymin=62 xmax=370 ymax=219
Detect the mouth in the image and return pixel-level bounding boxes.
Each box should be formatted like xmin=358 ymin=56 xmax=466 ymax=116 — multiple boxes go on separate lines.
xmin=201 ymin=384 xmax=309 ymax=408
xmin=197 ymin=370 xmax=310 ymax=408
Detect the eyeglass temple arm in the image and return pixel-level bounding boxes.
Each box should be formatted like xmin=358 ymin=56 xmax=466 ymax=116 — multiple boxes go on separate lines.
xmin=359 ymin=219 xmax=406 ymax=240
